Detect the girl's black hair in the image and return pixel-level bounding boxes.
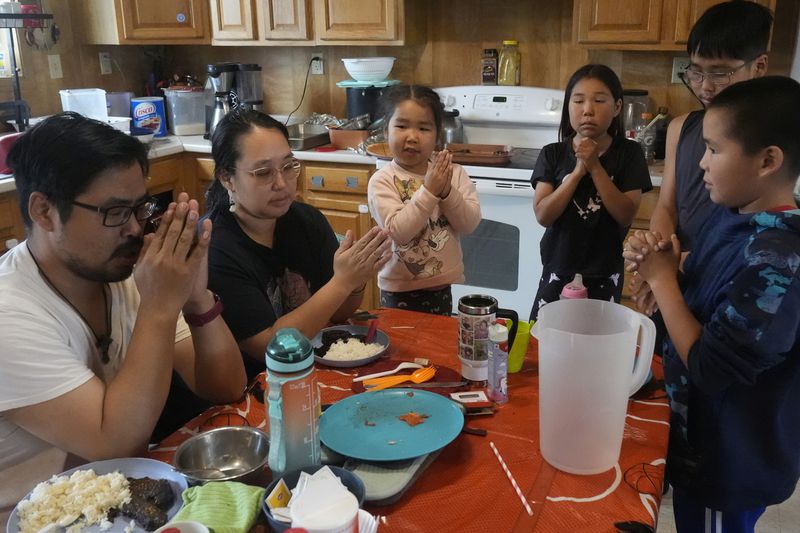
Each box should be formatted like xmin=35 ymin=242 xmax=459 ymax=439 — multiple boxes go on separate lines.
xmin=559 ymin=64 xmax=624 ymax=142
xmin=378 ymin=84 xmax=445 ymax=146
xmin=205 ymin=108 xmax=289 ymax=217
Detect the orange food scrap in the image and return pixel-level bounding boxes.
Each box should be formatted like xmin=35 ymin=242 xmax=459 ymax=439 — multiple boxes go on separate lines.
xmin=364 ymin=420 xmax=376 ymax=427
xmin=398 ymin=412 xmax=429 ymax=426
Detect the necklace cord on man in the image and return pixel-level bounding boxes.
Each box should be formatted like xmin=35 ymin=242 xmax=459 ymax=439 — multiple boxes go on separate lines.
xmin=27 ymin=244 xmax=113 ymax=363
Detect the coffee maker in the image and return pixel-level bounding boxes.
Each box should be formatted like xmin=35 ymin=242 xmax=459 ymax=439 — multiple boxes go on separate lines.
xmin=204 ymin=62 xmax=264 ymax=138
xmin=205 ymin=62 xmax=237 ymax=139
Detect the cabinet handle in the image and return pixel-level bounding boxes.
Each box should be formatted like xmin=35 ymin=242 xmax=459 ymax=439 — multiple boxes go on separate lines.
xmin=311 ymin=175 xmax=324 ymax=187
xmin=345 ymin=176 xmax=359 ymax=188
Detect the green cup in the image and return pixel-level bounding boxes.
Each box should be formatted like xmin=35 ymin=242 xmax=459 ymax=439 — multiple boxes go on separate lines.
xmin=507 ymin=319 xmax=533 ymax=373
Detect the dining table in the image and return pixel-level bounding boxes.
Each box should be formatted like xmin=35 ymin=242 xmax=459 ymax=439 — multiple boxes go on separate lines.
xmin=146 ymin=308 xmax=671 ymax=532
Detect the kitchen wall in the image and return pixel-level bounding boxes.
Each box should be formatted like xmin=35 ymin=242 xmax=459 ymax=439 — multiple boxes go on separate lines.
xmin=4 ymin=0 xmax=799 ymax=124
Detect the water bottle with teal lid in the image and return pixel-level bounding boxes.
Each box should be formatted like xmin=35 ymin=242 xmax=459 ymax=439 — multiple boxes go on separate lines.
xmin=266 ymin=328 xmax=321 ymax=479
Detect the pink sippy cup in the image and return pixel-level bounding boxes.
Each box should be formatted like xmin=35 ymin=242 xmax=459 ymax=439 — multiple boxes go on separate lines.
xmin=560 ymin=273 xmax=588 ymax=300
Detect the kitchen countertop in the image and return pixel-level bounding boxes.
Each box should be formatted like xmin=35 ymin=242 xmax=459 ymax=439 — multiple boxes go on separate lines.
xmin=0 ymin=136 xmax=663 ymax=193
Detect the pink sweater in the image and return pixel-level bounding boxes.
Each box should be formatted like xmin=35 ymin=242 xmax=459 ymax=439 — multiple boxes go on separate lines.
xmin=367 ymin=160 xmax=481 ymax=292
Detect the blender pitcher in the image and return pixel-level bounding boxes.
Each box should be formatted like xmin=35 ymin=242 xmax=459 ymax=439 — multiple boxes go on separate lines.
xmin=533 ymin=299 xmax=655 ymax=475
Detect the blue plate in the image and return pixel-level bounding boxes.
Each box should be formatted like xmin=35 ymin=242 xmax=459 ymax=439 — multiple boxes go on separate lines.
xmin=6 ymin=457 xmax=187 ymax=533
xmin=320 ymin=389 xmax=464 ymax=461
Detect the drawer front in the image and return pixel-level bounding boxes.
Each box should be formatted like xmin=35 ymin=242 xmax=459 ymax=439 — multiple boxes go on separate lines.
xmin=304 ymin=165 xmax=371 ymax=195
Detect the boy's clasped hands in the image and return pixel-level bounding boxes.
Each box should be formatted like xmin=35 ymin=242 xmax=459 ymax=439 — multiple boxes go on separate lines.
xmin=623 ymin=230 xmax=682 ymax=314
xmin=425 ymin=150 xmax=453 ymax=199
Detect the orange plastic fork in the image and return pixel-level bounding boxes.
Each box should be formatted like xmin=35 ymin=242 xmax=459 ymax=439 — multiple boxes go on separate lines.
xmin=364 ymin=367 xmax=436 ymax=392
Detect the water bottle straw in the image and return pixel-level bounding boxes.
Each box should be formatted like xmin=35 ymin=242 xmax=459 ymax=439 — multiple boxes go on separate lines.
xmin=635 ymin=113 xmax=667 ymax=140
xmin=489 ymin=441 xmax=534 ymax=516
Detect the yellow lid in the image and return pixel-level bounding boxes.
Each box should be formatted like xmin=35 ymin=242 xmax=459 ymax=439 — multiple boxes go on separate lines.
xmin=502 ymin=40 xmax=518 ymax=45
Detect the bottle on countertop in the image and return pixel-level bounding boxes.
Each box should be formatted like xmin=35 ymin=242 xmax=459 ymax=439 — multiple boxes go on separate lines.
xmin=653 ymin=106 xmax=670 ymax=160
xmin=498 ymin=40 xmax=521 ymax=86
xmin=560 ymin=273 xmax=588 ymax=300
xmin=636 ymin=112 xmax=656 ymax=165
xmin=481 ymin=48 xmax=498 ymax=85
xmin=266 ymin=327 xmax=321 ymax=479
xmin=487 ymin=319 xmax=509 ymax=404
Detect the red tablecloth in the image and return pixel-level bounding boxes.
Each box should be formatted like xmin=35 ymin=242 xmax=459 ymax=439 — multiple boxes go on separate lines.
xmin=147 ymin=309 xmax=670 ymax=532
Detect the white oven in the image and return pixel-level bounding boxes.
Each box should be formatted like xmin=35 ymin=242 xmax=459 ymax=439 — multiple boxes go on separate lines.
xmin=376 ymin=85 xmax=564 ymax=318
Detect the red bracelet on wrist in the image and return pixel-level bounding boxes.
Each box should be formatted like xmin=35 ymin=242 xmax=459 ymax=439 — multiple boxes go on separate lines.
xmin=184 ymin=293 xmax=224 ymax=327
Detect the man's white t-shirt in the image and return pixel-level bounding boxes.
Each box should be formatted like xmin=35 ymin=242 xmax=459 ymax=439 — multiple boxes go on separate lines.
xmin=0 ymin=242 xmax=190 ymax=520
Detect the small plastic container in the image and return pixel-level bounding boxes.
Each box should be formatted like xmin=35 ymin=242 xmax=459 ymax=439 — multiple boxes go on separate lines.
xmin=163 ymin=87 xmax=205 ymax=135
xmin=60 ymin=88 xmax=108 ymax=121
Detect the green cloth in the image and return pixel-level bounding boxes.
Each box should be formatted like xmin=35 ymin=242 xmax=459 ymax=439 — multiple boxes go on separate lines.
xmin=171 ymin=481 xmax=265 ymax=533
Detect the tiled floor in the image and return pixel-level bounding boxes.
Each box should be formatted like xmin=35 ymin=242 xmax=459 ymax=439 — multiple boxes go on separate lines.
xmin=657 ymin=485 xmax=800 ymax=532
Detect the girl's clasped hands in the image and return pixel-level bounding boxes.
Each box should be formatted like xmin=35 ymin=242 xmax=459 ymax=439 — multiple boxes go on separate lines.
xmin=425 ymin=150 xmax=453 ymax=199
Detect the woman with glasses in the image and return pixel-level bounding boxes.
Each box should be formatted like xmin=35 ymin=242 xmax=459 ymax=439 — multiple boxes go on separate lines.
xmin=630 ymin=1 xmax=772 ymax=316
xmin=205 ymin=109 xmax=391 ymax=379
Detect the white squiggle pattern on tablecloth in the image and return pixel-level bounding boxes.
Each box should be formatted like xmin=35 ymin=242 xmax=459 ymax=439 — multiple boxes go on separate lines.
xmin=318 ymin=382 xmax=351 ymax=391
xmin=633 ymin=399 xmax=670 ymax=407
xmin=640 ymin=459 xmax=666 ymax=521
xmin=546 ymin=463 xmax=622 ymax=502
xmin=627 ymin=413 xmax=670 ymax=426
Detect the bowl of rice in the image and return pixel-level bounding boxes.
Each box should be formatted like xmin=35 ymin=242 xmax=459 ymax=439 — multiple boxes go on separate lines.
xmin=313 ymin=325 xmax=390 ymax=368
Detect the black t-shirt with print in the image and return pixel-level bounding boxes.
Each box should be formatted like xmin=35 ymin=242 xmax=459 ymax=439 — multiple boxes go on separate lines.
xmin=530 ymin=136 xmax=652 ymax=278
xmin=207 ymin=202 xmax=339 ymax=379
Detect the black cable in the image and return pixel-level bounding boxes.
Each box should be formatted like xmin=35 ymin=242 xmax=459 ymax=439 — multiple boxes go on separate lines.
xmin=284 ymin=58 xmax=314 ymax=126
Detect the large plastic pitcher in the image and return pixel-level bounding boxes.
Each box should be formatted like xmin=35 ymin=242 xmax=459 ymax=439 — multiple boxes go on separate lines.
xmin=534 ymin=299 xmax=655 ymax=475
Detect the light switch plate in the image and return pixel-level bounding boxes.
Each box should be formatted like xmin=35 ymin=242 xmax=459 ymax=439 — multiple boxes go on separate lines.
xmin=671 ymin=56 xmax=690 ymax=84
xmin=99 ymin=52 xmax=112 ymax=75
xmin=48 ymin=54 xmax=62 ymax=79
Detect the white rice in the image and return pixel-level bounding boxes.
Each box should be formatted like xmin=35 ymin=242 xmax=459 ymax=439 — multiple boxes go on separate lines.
xmin=16 ymin=469 xmax=131 ymax=533
xmin=323 ymin=337 xmax=383 ymax=361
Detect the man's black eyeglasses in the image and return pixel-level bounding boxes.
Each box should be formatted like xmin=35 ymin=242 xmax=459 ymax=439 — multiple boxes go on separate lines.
xmin=72 ymin=197 xmax=158 ymax=227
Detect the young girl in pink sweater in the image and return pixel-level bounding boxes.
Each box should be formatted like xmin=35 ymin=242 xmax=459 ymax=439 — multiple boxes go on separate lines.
xmin=367 ymin=85 xmax=481 ymax=315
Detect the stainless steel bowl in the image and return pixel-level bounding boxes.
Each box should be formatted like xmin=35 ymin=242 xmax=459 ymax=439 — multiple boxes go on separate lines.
xmin=173 ymin=426 xmax=269 ymax=485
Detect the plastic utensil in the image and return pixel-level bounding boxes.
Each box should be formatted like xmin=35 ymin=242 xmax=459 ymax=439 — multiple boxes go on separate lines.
xmin=365 ymin=319 xmax=378 ymax=343
xmin=534 ymin=299 xmax=655 ymax=475
xmin=365 ymin=367 xmax=436 ymax=392
xmin=353 ymin=361 xmax=423 ymax=382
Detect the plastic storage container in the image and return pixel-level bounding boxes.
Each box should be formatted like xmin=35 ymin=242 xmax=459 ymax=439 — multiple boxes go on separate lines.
xmin=163 ymin=87 xmax=205 ymax=135
xmin=498 ymin=40 xmax=521 ymax=86
xmin=106 ymin=91 xmax=133 ymax=118
xmin=59 ymin=88 xmax=108 ymax=121
xmin=266 ymin=328 xmax=321 ymax=479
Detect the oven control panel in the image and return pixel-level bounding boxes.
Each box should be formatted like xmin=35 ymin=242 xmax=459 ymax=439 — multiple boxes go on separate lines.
xmin=435 ymin=85 xmax=563 ymax=125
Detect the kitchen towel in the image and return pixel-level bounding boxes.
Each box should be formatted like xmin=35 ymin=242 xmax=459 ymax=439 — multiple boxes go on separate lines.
xmin=171 ymin=481 xmax=265 ymax=533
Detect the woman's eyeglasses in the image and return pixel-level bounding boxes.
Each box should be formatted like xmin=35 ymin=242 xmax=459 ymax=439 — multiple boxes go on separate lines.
xmin=72 ymin=197 xmax=158 ymax=227
xmin=679 ymin=61 xmax=750 ymax=87
xmin=237 ymin=158 xmax=302 ymax=185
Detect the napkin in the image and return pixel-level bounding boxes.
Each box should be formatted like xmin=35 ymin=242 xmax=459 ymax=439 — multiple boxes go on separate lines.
xmin=170 ymin=481 xmax=265 ymax=533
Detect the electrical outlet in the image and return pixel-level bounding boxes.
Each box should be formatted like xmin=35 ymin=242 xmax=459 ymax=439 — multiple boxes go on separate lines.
xmin=671 ymin=56 xmax=690 ymax=84
xmin=311 ymin=54 xmax=324 ymax=75
xmin=48 ymin=54 xmax=63 ymax=79
xmin=99 ymin=52 xmax=112 ymax=75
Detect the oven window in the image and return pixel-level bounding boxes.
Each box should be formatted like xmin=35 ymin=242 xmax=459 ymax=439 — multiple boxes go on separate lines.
xmin=461 ymin=219 xmax=519 ymax=291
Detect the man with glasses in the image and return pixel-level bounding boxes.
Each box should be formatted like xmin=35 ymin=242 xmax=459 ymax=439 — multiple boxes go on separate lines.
xmin=0 ymin=113 xmax=246 ymax=520
xmin=631 ymin=0 xmax=771 ymax=316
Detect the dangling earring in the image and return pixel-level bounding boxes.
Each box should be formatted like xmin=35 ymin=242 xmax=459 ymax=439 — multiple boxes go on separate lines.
xmin=228 ymin=189 xmax=237 ymax=213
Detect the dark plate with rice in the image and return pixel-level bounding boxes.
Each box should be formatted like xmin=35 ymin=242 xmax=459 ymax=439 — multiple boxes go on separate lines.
xmin=312 ymin=325 xmax=390 ymax=368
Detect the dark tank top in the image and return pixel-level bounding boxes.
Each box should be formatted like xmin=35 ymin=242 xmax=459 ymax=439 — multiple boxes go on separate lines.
xmin=675 ymin=110 xmax=717 ymax=250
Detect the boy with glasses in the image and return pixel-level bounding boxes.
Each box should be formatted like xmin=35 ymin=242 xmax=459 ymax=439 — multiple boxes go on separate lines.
xmin=0 ymin=113 xmax=246 ymax=521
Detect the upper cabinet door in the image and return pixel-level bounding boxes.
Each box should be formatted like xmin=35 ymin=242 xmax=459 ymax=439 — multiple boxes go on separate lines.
xmin=210 ymin=0 xmax=256 ymax=40
xmin=574 ymin=0 xmax=663 ymax=44
xmin=673 ymin=0 xmax=775 ymax=45
xmin=257 ymin=0 xmax=312 ymax=41
xmin=118 ymin=0 xmax=208 ymax=40
xmin=314 ymin=0 xmax=400 ymax=42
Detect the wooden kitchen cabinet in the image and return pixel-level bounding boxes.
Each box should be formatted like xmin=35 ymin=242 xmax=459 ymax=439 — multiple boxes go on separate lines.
xmin=210 ymin=0 xmax=409 ymax=45
xmin=75 ymin=0 xmax=210 ymax=45
xmin=0 ymin=190 xmax=24 ymax=255
xmin=573 ymin=0 xmax=775 ymax=50
xmin=147 ymin=154 xmax=186 ymax=208
xmin=302 ymin=162 xmax=380 ymax=310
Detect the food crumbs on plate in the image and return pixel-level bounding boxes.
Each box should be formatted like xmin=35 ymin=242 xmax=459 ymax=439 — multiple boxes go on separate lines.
xmin=405 ymin=391 xmax=414 ymax=397
xmin=398 ymin=412 xmax=429 ymax=426
xmin=387 ymin=440 xmax=397 ymax=445
xmin=364 ymin=420 xmax=376 ymax=427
